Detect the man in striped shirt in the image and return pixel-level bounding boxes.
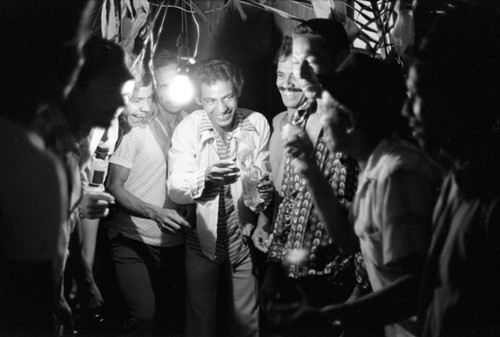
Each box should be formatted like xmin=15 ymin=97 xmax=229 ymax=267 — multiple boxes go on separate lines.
xmin=168 ymin=58 xmax=271 ymax=337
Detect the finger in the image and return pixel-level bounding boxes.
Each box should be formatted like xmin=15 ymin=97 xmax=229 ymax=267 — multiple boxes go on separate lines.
xmin=87 ymin=199 xmax=111 ymax=209
xmin=254 ymin=243 xmax=269 ymax=253
xmin=257 ymin=180 xmax=273 ymax=188
xmin=258 ymin=185 xmax=274 ymax=193
xmin=93 ymin=192 xmax=115 ymax=203
xmin=251 ymin=234 xmax=261 ymax=248
xmin=159 ymin=220 xmax=180 ymax=233
xmin=169 ymin=212 xmax=191 ymax=228
xmin=214 ymin=160 xmax=236 ymax=168
xmin=224 ymin=176 xmax=240 ymax=185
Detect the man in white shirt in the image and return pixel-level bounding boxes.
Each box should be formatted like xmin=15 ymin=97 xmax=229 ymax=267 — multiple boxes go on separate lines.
xmin=107 ymin=69 xmax=190 ymax=336
xmin=168 ymin=58 xmax=271 ymax=337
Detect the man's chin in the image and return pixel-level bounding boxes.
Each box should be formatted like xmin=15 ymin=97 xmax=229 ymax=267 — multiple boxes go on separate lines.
xmin=161 ymin=102 xmax=183 ymax=114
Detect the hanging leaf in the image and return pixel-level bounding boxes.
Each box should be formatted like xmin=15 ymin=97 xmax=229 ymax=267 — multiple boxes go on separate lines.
xmin=124 ymin=0 xmax=135 ymax=20
xmin=238 ymin=0 xmax=303 ymax=22
xmin=122 ymin=0 xmax=149 ymax=50
xmin=107 ymin=0 xmax=119 ymax=41
xmin=189 ymin=1 xmax=210 ymax=24
xmin=140 ymin=0 xmax=150 ymax=14
xmin=101 ymin=0 xmax=109 ymax=38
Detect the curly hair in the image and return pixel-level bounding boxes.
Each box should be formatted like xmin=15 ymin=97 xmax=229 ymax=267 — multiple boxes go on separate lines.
xmin=194 ymin=58 xmax=244 ymax=97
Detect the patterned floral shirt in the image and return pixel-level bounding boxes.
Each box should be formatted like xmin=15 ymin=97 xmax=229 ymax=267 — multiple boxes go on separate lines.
xmin=267 ymin=104 xmax=364 ymax=288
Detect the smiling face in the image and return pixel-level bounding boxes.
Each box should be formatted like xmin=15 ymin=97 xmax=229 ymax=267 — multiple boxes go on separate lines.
xmin=292 ymin=35 xmax=334 ymax=100
xmin=199 ymin=80 xmax=238 ymax=132
xmin=124 ymin=83 xmax=154 ymax=127
xmin=276 ymin=56 xmax=307 ymax=110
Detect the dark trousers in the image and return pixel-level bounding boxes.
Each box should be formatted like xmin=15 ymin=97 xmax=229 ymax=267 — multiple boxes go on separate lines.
xmin=110 ymin=234 xmax=185 ymax=337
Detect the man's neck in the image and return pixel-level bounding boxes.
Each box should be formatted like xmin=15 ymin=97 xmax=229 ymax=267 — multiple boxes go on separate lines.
xmin=286 ymin=107 xmax=297 ymax=119
xmin=157 ymin=105 xmax=180 ymax=125
xmin=352 ymin=134 xmax=383 ymax=171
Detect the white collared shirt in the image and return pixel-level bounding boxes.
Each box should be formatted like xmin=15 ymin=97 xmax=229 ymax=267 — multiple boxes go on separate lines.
xmin=167 ymin=108 xmax=270 ymax=259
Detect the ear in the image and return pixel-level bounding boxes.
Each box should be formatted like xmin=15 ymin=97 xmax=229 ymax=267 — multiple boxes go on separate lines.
xmin=344 ymin=109 xmax=357 ymax=134
xmin=195 ymin=96 xmax=202 ymax=106
xmin=335 ymin=50 xmax=349 ymax=68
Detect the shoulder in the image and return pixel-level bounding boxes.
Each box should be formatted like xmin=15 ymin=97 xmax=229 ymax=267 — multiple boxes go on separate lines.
xmin=379 ymin=140 xmax=441 ymax=182
xmin=272 ymin=111 xmax=287 ymax=129
xmin=125 ymin=123 xmax=149 ymax=140
xmin=239 ymin=108 xmax=269 ymax=129
xmin=171 ymin=109 xmax=205 ymax=143
xmin=177 ymin=109 xmax=203 ymax=126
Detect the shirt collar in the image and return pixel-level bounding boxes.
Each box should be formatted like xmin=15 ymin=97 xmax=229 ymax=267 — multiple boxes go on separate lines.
xmin=361 ymin=134 xmax=400 ymax=181
xmin=197 ymin=109 xmax=257 ymax=143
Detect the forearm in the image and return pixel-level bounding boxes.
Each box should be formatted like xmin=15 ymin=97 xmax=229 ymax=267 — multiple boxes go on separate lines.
xmin=324 ymin=274 xmax=419 ymax=328
xmin=303 ymin=165 xmax=359 ymax=253
xmin=107 ymin=184 xmax=162 ymax=220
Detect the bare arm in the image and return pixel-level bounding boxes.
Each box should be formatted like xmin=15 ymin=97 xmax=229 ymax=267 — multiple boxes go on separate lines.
xmin=106 ymin=163 xmax=189 ymax=232
xmin=286 ymin=133 xmax=359 ymax=254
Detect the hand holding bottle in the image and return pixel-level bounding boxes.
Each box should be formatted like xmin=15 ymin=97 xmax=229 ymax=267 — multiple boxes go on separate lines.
xmin=205 ymin=160 xmax=240 ymax=186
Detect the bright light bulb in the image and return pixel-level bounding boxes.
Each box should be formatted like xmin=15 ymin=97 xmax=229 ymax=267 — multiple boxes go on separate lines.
xmin=168 ymin=74 xmax=195 ymax=106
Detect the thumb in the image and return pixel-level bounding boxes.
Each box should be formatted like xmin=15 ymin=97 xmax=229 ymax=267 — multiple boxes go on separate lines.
xmin=91 ymin=191 xmax=115 ymax=204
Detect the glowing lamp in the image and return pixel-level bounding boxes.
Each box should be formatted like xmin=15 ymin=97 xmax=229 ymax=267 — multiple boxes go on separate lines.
xmin=167 ymin=44 xmax=195 ymax=106
xmin=168 ymin=73 xmax=194 ymax=106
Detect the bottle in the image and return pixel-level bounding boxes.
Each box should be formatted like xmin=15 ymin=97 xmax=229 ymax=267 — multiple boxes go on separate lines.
xmin=239 ymin=149 xmax=263 ymax=212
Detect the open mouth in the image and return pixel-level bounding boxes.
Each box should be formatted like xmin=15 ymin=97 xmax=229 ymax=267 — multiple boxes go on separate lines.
xmin=217 ymin=111 xmax=233 ymax=121
xmin=281 ymin=89 xmax=302 ymax=97
xmin=130 ymin=113 xmax=146 ymax=119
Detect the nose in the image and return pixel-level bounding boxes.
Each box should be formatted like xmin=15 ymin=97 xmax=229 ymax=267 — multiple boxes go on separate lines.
xmin=299 ymin=60 xmax=316 ymax=83
xmin=401 ymin=96 xmax=413 ymax=118
xmin=216 ymin=100 xmax=227 ymax=113
xmin=283 ymin=73 xmax=295 ymax=88
xmin=140 ymin=100 xmax=151 ymax=113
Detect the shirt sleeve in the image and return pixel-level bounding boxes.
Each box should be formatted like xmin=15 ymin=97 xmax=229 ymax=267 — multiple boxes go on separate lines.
xmin=380 ymin=169 xmax=436 ymax=266
xmin=109 ymin=127 xmax=143 ymax=170
xmin=167 ymin=118 xmax=212 ymax=204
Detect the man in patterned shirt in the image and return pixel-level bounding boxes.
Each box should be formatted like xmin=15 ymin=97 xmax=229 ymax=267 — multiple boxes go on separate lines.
xmin=262 ymin=19 xmax=368 ymax=337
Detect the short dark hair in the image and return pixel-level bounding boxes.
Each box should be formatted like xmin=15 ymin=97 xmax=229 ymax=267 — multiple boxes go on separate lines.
xmin=194 ymin=58 xmax=244 ymax=97
xmin=293 ymin=19 xmax=350 ymax=62
xmin=152 ymin=49 xmax=178 ymax=71
xmin=0 ymin=0 xmax=92 ymax=124
xmin=274 ymin=35 xmax=293 ymax=64
xmin=77 ymin=36 xmax=131 ymax=88
xmin=320 ymin=53 xmax=406 ymax=139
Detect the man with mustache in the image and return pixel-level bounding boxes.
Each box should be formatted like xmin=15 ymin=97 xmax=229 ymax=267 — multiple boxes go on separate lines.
xmin=252 ymin=36 xmax=307 ymax=252
xmin=261 ymin=19 xmax=368 ymax=337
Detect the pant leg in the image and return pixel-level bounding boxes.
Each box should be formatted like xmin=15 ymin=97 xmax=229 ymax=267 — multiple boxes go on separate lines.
xmin=110 ymin=235 xmax=156 ymax=336
xmin=184 ymin=243 xmax=221 ymax=337
xmin=231 ymin=253 xmax=259 ymax=337
xmin=150 ymin=244 xmax=185 ymax=336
